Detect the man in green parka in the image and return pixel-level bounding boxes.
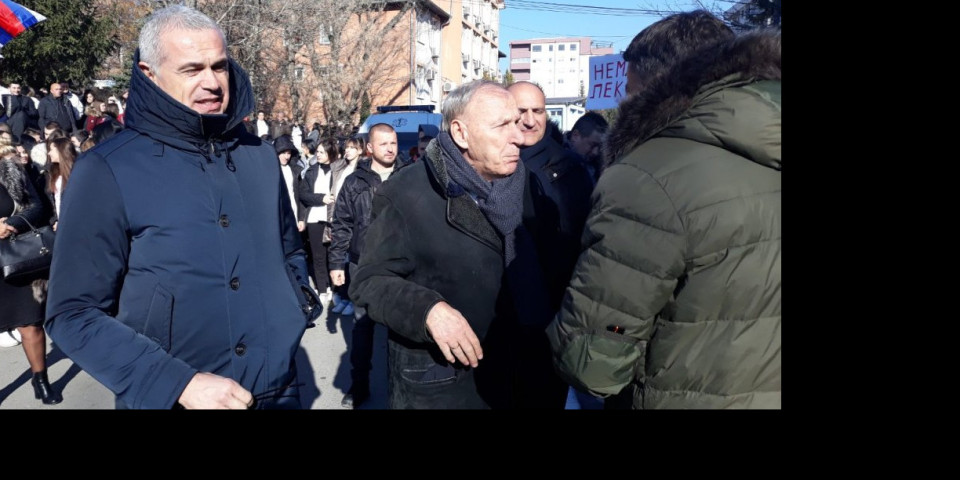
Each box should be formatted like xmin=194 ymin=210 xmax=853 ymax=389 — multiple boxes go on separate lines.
xmin=547 ymin=11 xmax=781 ymax=409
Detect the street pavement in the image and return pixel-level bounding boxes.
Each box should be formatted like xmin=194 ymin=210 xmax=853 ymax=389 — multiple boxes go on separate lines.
xmin=0 ymin=307 xmax=389 ymax=410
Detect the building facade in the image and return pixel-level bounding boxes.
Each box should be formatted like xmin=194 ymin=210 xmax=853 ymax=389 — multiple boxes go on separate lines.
xmin=265 ymin=0 xmax=504 ymax=129
xmin=412 ymin=0 xmax=505 ymax=108
xmin=508 ymin=37 xmax=614 ymax=98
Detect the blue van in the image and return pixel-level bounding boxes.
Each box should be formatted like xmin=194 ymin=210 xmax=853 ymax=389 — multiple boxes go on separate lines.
xmin=358 ymin=105 xmax=442 ymax=162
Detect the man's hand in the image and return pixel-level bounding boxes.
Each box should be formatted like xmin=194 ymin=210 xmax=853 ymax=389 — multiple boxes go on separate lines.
xmin=426 ymin=301 xmax=483 ymax=367
xmin=323 ymin=193 xmax=335 ymax=205
xmin=297 ymin=221 xmax=306 ymax=232
xmin=178 ymin=372 xmax=254 ymax=409
xmin=330 ymin=269 xmax=345 ymax=286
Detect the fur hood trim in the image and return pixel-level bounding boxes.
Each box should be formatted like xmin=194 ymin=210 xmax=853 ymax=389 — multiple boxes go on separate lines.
xmin=606 ymin=30 xmax=781 ymax=164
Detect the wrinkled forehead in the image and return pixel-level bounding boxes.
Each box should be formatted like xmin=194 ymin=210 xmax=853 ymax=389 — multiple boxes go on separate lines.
xmin=465 ymin=87 xmax=518 ymax=123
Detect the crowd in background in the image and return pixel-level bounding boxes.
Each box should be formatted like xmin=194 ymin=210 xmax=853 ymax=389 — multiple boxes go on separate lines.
xmin=1 ymin=6 xmax=779 ymax=410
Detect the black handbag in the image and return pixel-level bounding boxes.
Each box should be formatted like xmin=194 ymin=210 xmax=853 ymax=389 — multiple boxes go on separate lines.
xmin=0 ymin=215 xmax=55 ymax=284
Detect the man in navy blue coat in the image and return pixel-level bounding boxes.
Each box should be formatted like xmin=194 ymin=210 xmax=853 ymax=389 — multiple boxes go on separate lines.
xmin=45 ymin=5 xmax=317 ymax=409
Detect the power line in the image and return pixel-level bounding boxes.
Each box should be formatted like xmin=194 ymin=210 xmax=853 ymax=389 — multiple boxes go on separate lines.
xmin=500 ymin=22 xmax=630 ymax=39
xmin=506 ymin=0 xmax=672 ymax=16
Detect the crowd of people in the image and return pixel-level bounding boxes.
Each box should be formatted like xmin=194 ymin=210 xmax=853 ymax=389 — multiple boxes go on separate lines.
xmin=1 ymin=5 xmax=780 ymax=409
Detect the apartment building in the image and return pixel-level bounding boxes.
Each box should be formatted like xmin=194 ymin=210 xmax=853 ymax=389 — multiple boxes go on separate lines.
xmin=508 ymin=37 xmax=614 ymax=98
xmin=412 ymin=0 xmax=506 ymax=108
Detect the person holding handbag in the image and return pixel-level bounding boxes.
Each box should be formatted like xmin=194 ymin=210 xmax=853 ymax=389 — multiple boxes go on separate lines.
xmin=0 ymin=146 xmax=62 ymax=405
xmin=298 ymin=138 xmax=336 ymax=305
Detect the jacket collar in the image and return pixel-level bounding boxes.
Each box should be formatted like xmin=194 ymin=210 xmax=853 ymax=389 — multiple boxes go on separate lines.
xmin=123 ymin=48 xmax=255 ymax=151
xmin=424 ymin=137 xmax=502 ymax=253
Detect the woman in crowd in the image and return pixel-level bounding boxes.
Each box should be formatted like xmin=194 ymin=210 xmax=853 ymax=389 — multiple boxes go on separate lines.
xmin=326 ymin=136 xmax=364 ymax=315
xmin=83 ymin=102 xmax=102 ymax=132
xmin=0 ymin=145 xmax=62 ymax=405
xmin=45 ymin=138 xmax=77 ymax=230
xmin=81 ymin=89 xmax=97 ymax=109
xmin=298 ymin=138 xmax=337 ymax=306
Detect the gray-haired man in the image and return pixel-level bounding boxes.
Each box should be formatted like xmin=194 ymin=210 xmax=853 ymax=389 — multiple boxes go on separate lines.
xmin=46 ymin=4 xmax=318 ymax=410
xmin=350 ymin=81 xmax=566 ymax=409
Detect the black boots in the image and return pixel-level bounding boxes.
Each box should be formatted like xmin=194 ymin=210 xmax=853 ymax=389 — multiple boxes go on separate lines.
xmin=31 ymin=370 xmax=63 ymax=405
xmin=341 ymin=384 xmax=370 ymax=409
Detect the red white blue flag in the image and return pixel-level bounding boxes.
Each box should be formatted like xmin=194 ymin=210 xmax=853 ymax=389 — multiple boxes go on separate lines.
xmin=0 ymin=0 xmax=47 ymax=47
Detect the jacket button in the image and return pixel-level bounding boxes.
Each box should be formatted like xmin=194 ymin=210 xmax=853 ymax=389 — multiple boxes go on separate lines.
xmin=301 ymin=304 xmax=311 ymax=314
xmin=219 ymin=214 xmax=230 ymax=227
xmin=234 ymin=343 xmax=246 ymax=356
xmin=230 ymin=277 xmax=240 ymax=290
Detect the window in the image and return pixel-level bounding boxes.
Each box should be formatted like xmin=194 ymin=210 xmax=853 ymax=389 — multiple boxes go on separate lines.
xmin=558 ymin=44 xmax=565 ymax=51
xmin=558 ymin=78 xmax=564 ymax=84
xmin=318 ymin=24 xmax=330 ymax=45
xmin=294 ymin=67 xmax=304 ymax=82
xmin=548 ymin=45 xmax=553 ymax=51
xmin=570 ymin=43 xmax=577 ymax=51
xmin=532 ymin=45 xmax=542 ymax=52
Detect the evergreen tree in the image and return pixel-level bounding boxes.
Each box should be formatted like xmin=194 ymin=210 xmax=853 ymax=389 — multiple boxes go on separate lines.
xmin=0 ymin=0 xmax=117 ymax=90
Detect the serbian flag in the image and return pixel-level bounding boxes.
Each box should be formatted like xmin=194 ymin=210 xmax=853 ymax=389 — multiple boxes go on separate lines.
xmin=0 ymin=0 xmax=46 ymax=47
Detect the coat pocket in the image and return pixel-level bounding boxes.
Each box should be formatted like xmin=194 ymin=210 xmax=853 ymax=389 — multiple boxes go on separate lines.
xmin=393 ymin=345 xmax=457 ymax=386
xmin=143 ymin=283 xmax=174 ymax=352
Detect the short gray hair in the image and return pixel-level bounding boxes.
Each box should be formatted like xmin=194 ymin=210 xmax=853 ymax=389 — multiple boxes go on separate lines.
xmin=139 ymin=5 xmax=226 ymax=68
xmin=441 ymin=80 xmax=504 ymax=132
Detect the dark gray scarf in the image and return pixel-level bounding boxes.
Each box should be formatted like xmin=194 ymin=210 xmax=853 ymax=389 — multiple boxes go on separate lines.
xmin=438 ymin=132 xmax=526 ymax=265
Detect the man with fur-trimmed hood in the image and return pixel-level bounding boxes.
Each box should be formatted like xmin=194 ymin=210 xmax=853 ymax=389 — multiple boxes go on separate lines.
xmin=547 ymin=11 xmax=781 ymax=409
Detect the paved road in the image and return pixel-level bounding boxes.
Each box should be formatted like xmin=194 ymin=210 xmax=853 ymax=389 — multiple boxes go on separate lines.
xmin=0 ymin=308 xmax=389 ymax=410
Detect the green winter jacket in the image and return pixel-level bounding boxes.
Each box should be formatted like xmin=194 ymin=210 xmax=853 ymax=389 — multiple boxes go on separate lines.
xmin=547 ymin=31 xmax=781 ymax=409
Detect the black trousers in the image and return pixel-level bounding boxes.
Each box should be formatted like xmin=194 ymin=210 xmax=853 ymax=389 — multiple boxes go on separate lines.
xmin=347 ymin=262 xmax=374 ymax=389
xmin=306 ymin=222 xmax=330 ymax=292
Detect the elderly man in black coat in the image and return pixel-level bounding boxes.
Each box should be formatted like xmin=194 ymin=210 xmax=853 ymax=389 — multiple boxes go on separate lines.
xmin=351 ymin=80 xmax=571 ymax=409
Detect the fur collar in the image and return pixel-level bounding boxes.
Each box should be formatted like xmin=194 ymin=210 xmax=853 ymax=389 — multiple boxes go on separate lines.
xmin=0 ymin=158 xmax=29 ymax=213
xmin=606 ymin=30 xmax=781 ymax=165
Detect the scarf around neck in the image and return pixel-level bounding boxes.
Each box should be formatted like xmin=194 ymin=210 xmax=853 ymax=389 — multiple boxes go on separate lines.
xmin=438 ymin=132 xmax=526 ymax=265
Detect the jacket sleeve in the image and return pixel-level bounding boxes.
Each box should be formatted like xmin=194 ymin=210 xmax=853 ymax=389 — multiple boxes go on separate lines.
xmin=26 ymin=97 xmax=38 ymax=121
xmin=298 ymin=166 xmax=327 ymax=207
xmin=349 ymin=192 xmax=443 ymax=343
xmin=327 ymin=177 xmax=355 ymax=268
xmin=44 ymin=153 xmax=198 ymax=409
xmin=278 ymin=171 xmax=312 ymax=296
xmin=37 ymin=99 xmax=49 ymax=129
xmin=545 ymin=161 xmax=686 ymax=398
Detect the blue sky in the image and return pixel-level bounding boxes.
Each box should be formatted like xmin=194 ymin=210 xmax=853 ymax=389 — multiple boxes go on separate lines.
xmin=495 ymin=0 xmax=685 ymax=73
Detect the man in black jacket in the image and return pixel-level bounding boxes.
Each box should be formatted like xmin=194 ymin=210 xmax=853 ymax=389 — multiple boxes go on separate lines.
xmin=37 ymin=83 xmax=75 ymax=139
xmin=328 ymin=123 xmax=400 ymax=409
xmin=507 ymin=81 xmax=594 ymax=408
xmin=3 ymin=83 xmax=39 ymax=142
